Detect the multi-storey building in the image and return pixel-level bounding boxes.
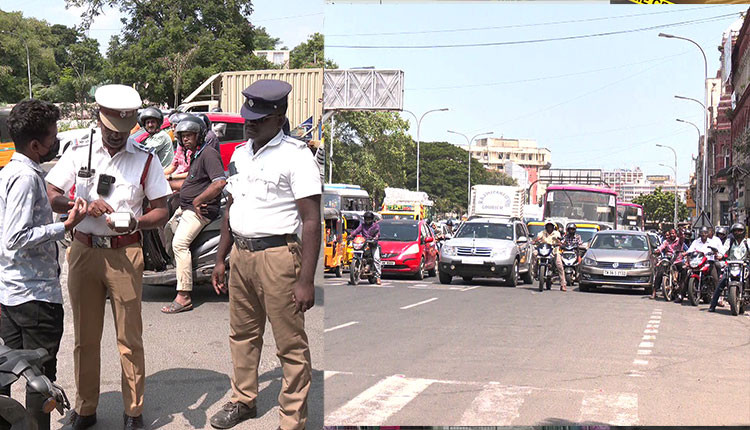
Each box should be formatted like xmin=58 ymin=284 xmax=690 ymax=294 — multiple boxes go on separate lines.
xmin=601 ymin=168 xmax=644 ymax=197
xmin=470 ymin=138 xmax=551 ymax=203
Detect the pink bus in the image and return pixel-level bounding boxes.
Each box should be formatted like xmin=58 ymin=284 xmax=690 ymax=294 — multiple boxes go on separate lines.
xmin=543 ymin=185 xmax=618 ymax=229
xmin=617 ymin=201 xmax=645 ymax=231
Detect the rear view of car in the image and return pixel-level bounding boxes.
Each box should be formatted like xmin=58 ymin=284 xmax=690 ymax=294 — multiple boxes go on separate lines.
xmin=379 ymin=220 xmax=437 ymax=279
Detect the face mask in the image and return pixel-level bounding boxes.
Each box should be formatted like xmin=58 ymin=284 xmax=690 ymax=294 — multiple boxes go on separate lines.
xmin=39 ymin=138 xmax=60 ymax=163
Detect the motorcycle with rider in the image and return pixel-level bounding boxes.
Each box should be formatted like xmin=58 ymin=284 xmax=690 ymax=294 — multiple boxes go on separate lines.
xmin=709 ymin=223 xmax=750 ymax=315
xmin=347 ymin=211 xmax=382 ymax=286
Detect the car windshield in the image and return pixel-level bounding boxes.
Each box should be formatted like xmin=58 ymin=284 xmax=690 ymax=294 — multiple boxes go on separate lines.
xmin=590 ymin=233 xmax=649 ymax=251
xmin=379 ymin=222 xmax=419 ymax=242
xmin=527 ymin=224 xmax=545 ymax=238
xmin=455 ymin=223 xmax=513 ymax=240
xmin=578 ymin=229 xmax=597 ymax=243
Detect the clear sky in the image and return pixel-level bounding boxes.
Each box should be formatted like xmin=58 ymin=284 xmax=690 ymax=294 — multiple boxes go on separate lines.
xmin=324 ymin=3 xmax=749 ymax=184
xmin=3 ymin=0 xmax=323 ymax=53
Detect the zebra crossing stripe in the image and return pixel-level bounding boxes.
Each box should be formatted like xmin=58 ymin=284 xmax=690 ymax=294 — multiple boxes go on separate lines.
xmin=579 ymin=392 xmax=638 ymax=425
xmin=459 ymin=383 xmax=532 ymax=425
xmin=325 ymin=375 xmax=434 ymax=425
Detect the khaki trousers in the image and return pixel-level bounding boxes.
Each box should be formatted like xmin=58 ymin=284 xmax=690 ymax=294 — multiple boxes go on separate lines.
xmin=228 ymin=239 xmax=311 ymax=430
xmin=67 ymin=240 xmax=145 ymax=417
xmin=165 ymin=207 xmax=209 ymax=292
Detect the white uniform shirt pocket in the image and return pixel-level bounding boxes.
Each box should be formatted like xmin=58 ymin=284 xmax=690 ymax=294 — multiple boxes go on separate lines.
xmin=110 ymin=182 xmax=140 ymax=213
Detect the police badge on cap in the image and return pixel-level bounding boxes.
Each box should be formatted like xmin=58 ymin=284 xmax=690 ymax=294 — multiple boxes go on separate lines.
xmin=240 ymin=80 xmax=292 ymax=121
xmin=95 ymin=84 xmax=142 ymax=133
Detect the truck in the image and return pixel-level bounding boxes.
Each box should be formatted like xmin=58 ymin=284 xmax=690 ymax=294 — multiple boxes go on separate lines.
xmin=469 ymin=185 xmax=526 ymax=219
xmin=179 ymin=68 xmax=324 ymax=136
xmin=380 ymin=187 xmax=433 ymax=220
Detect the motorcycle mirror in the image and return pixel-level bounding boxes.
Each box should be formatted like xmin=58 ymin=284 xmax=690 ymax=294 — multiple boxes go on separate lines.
xmin=425 ymin=236 xmax=434 ymax=243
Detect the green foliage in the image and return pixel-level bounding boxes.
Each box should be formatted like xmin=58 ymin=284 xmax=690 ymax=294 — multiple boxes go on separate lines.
xmin=290 ymin=33 xmax=337 ymax=69
xmin=327 ymin=111 xmax=515 ymax=214
xmin=632 ymin=187 xmax=689 ymax=224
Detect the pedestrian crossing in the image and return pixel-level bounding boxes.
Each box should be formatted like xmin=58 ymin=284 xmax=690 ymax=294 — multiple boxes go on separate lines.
xmin=325 ymin=372 xmax=639 ymax=426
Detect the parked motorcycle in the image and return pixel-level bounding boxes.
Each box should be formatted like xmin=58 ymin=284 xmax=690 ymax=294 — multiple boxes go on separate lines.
xmin=560 ymin=244 xmax=580 ymax=287
xmin=0 ymin=341 xmax=70 ymax=430
xmin=536 ymin=243 xmax=556 ymax=292
xmin=724 ymin=259 xmax=749 ymax=315
xmin=686 ymin=251 xmax=716 ymax=306
xmin=348 ymin=235 xmax=377 ymax=285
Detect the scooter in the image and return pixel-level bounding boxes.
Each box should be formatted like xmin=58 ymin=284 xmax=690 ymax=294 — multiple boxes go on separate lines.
xmin=560 ymin=244 xmax=580 ymax=287
xmin=0 ymin=340 xmax=70 ymax=430
xmin=724 ymin=259 xmax=749 ymax=315
xmin=536 ymin=243 xmax=556 ymax=292
xmin=141 ymin=193 xmax=227 ymax=287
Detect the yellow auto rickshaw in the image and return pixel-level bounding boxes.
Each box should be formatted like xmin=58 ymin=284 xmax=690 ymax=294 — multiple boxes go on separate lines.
xmin=324 ymin=208 xmax=346 ymax=277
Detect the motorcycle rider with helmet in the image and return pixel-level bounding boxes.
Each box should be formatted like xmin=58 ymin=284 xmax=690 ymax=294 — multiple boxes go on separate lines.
xmin=198 ymin=113 xmax=221 ymax=155
xmin=348 ymin=211 xmax=381 ymax=285
xmin=684 ymin=226 xmax=722 ymax=293
xmin=654 ymin=229 xmax=684 ymax=300
xmin=533 ymin=220 xmax=567 ymax=291
xmin=137 ymin=107 xmax=174 ymax=168
xmin=708 ymin=223 xmax=750 ymax=312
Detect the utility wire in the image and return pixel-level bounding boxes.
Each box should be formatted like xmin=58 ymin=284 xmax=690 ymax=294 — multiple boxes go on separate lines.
xmin=326 ymin=5 xmax=727 ymax=37
xmin=406 ymin=51 xmax=689 ymax=91
xmin=328 ymin=12 xmax=739 ymax=49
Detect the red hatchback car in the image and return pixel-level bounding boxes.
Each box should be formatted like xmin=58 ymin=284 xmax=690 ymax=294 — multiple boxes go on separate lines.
xmin=379 ymin=219 xmax=439 ymax=280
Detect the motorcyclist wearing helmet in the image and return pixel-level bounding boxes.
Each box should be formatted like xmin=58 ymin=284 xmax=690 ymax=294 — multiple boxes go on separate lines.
xmin=137 ymin=107 xmax=174 ymax=168
xmin=654 ymin=229 xmax=685 ymax=299
xmin=348 ymin=211 xmax=382 ymax=285
xmin=163 ymin=113 xmax=193 ymax=190
xmin=685 ymin=226 xmax=722 ymax=293
xmin=533 ymin=221 xmax=567 ymax=291
xmin=161 ymin=115 xmax=227 ymax=314
xmin=709 ymin=223 xmax=750 ymax=312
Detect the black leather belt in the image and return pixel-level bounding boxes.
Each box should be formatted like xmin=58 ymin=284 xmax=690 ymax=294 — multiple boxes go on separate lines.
xmin=233 ymin=234 xmax=295 ymax=252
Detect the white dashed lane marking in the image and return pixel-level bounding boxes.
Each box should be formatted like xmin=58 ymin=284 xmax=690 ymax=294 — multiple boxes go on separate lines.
xmin=400 ymin=297 xmax=438 ymax=310
xmin=325 ymin=321 xmax=360 ymax=333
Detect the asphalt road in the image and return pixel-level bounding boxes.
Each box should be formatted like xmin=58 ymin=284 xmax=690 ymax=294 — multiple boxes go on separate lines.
xmin=12 ymin=250 xmax=324 ymax=430
xmin=324 ymin=272 xmax=750 ymax=427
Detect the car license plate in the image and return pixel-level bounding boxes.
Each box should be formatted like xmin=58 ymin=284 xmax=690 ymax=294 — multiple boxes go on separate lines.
xmin=603 ymin=270 xmax=627 ymax=277
xmin=383 ymin=261 xmax=396 ymax=266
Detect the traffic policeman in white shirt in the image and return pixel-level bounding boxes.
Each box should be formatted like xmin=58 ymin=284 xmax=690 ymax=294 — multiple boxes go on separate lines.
xmin=45 ymin=84 xmax=172 ymax=430
xmin=210 ymin=80 xmax=322 ymax=430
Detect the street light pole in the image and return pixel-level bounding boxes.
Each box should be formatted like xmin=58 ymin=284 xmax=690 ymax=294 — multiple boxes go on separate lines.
xmin=660 ymin=33 xmax=709 ymax=220
xmin=0 ymin=30 xmax=31 ymax=98
xmin=447 ymin=130 xmax=493 ymax=208
xmin=656 ymin=143 xmax=679 ymax=229
xmin=676 ymin=118 xmax=702 ymax=219
xmin=403 ymin=108 xmax=449 ymax=192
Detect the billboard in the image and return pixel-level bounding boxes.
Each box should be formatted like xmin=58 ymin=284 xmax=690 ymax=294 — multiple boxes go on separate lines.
xmin=647 ymin=175 xmax=670 ymax=183
xmin=324 ymin=70 xmax=404 ymax=110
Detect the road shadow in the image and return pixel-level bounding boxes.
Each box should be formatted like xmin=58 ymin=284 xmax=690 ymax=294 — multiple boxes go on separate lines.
xmin=141 ymin=284 xmax=325 ymax=310
xmin=536 ymin=417 xmax=611 ymax=426
xmin=57 ymin=367 xmax=323 ymax=429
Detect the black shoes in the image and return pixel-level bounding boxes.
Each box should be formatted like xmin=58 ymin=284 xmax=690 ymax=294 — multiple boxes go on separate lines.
xmin=67 ymin=411 xmax=97 ymax=430
xmin=123 ymin=413 xmax=145 ymax=430
xmin=210 ymin=401 xmax=257 ymax=429
xmin=708 ymin=307 xmax=716 ymax=312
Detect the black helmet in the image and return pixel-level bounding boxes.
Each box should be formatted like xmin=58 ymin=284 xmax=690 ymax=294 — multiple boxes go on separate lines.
xmin=138 ymin=107 xmax=163 ymax=128
xmin=363 ymin=211 xmax=375 ymax=221
xmin=168 ymin=112 xmax=190 ymax=127
xmin=446 ymin=219 xmax=454 ymax=226
xmin=198 ymin=113 xmax=212 ymax=130
xmin=716 ymin=226 xmax=729 ymax=237
xmin=174 ymin=115 xmax=206 ymax=143
xmin=566 ymin=223 xmax=577 ymax=231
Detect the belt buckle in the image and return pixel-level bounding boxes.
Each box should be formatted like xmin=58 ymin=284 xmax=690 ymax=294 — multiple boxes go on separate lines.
xmin=92 ymin=235 xmax=112 ymax=249
xmin=236 ymin=237 xmax=249 ymax=251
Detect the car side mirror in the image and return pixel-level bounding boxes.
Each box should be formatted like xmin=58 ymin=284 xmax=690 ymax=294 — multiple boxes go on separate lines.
xmin=425 ymin=236 xmax=434 ymax=243
xmin=517 ymin=236 xmax=528 ymax=244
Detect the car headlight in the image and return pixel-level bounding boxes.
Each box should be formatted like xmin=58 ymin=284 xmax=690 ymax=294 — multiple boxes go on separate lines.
xmin=492 ymin=247 xmax=511 ymax=259
xmin=401 ymin=243 xmax=420 ymax=256
xmin=442 ymin=245 xmax=456 ymax=256
xmin=583 ymin=256 xmax=596 ymax=266
xmin=633 ymin=260 xmax=651 ymax=268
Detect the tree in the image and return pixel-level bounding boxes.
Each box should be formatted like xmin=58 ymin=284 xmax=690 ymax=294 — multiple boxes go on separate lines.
xmin=68 ymin=0 xmax=276 ymax=105
xmin=290 ymin=33 xmax=337 ymax=69
xmin=632 ymin=187 xmax=689 ymax=226
xmin=326 ymin=111 xmax=515 ymax=213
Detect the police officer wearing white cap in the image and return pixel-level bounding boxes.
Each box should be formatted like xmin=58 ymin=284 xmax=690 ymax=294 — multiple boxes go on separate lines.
xmin=209 ymin=80 xmax=321 ymax=430
xmin=46 ymin=84 xmax=172 ymax=430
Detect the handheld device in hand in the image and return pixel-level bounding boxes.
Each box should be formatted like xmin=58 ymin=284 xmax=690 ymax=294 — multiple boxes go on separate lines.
xmin=107 ymin=212 xmax=133 ymax=230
